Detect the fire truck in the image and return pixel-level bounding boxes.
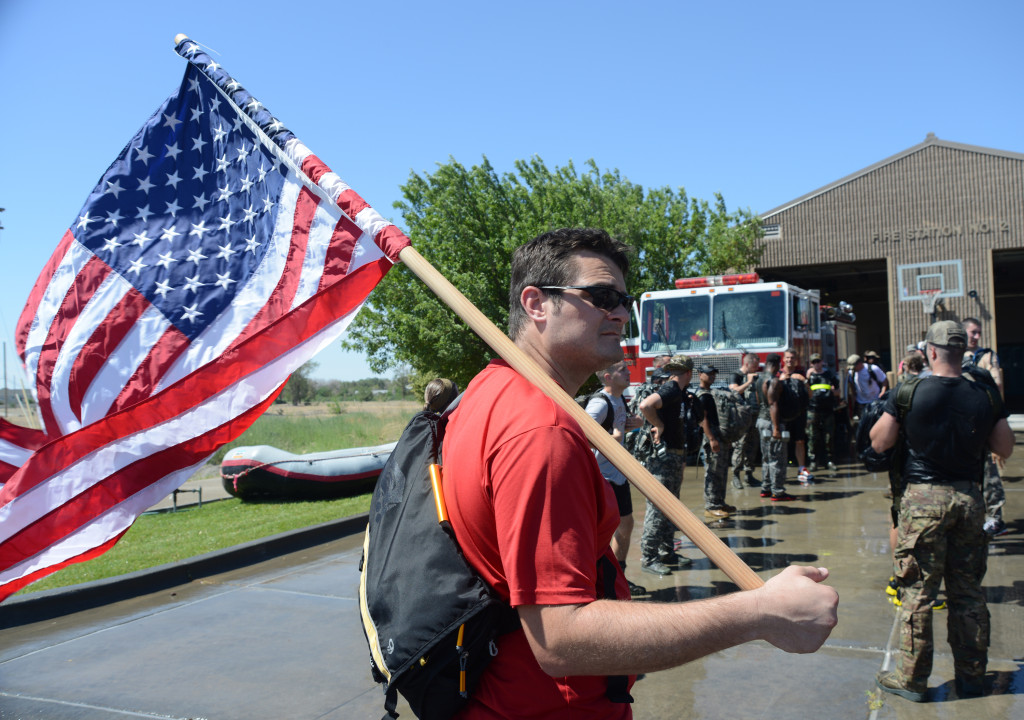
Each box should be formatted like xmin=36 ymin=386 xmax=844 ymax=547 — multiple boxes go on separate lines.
xmin=622 ymin=273 xmax=856 ymax=391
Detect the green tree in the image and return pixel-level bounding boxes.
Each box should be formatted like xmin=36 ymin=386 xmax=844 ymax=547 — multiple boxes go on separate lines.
xmin=343 ymin=156 xmax=763 ymax=388
xmin=283 ymin=361 xmax=318 ymax=405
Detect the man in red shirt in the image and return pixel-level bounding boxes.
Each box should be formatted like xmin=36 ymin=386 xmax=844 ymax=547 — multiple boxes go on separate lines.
xmin=442 ymin=227 xmax=838 ymax=719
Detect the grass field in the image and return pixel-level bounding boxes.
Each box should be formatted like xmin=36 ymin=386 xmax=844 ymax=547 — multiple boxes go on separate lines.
xmin=17 ymin=400 xmax=419 ymax=596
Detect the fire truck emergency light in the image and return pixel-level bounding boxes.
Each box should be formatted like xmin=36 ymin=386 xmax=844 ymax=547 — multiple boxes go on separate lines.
xmin=673 ymin=272 xmax=760 ymax=289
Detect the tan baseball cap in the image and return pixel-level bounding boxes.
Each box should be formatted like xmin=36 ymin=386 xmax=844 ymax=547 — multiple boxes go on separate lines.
xmin=925 ymin=320 xmax=967 ymax=349
xmin=663 ymin=354 xmax=694 ymax=372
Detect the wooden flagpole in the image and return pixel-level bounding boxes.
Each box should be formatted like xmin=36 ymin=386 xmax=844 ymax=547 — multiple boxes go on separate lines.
xmin=398 ymin=246 xmax=763 ymax=591
xmin=168 ymin=33 xmax=759 ymax=591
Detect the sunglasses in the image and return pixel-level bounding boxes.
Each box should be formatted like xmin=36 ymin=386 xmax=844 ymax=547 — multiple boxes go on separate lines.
xmin=539 ymin=285 xmax=636 ymax=312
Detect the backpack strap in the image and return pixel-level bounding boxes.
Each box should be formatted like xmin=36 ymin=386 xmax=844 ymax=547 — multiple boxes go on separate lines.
xmin=597 ymin=554 xmax=635 ymax=705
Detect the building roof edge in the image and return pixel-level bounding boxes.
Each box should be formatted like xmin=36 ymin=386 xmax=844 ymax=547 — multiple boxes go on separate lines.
xmin=760 ymin=135 xmax=1024 ymax=220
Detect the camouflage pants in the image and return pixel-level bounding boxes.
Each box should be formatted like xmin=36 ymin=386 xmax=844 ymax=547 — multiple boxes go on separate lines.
xmin=756 ymin=418 xmax=787 ymax=494
xmin=892 ymin=481 xmax=989 ymax=689
xmin=806 ymin=409 xmax=834 ymax=466
xmin=983 ymin=456 xmax=1004 ymax=524
xmin=640 ymin=452 xmax=685 ymax=564
xmin=703 ymin=438 xmax=732 ymax=509
xmin=731 ymin=425 xmax=759 ymax=475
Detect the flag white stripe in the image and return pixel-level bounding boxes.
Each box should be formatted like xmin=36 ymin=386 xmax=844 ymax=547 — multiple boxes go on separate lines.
xmin=79 ymin=306 xmax=172 ymax=427
xmin=21 ymin=242 xmax=96 ymax=388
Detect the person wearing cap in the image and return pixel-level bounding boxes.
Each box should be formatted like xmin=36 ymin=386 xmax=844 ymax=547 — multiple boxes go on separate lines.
xmin=695 ymin=364 xmax=735 ymax=522
xmin=729 ymin=352 xmax=762 ymax=488
xmin=847 ymin=352 xmax=888 ymax=420
xmin=806 ymin=353 xmax=839 ymax=473
xmin=637 ymin=353 xmax=703 ymax=575
xmin=871 ymin=321 xmax=1013 ymax=702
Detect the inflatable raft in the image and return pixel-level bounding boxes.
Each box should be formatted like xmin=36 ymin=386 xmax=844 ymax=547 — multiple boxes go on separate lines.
xmin=220 ymin=442 xmax=397 ymax=500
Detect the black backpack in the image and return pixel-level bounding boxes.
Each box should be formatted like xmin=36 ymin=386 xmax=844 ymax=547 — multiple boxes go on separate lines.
xmin=697 ymin=387 xmax=757 ymax=445
xmin=359 ymin=407 xmax=519 ymax=720
xmin=755 ymin=374 xmax=806 ymax=423
xmin=625 ymin=381 xmax=661 ymax=464
xmin=359 ymin=404 xmax=633 ymax=719
xmin=576 ymin=391 xmax=615 ymax=432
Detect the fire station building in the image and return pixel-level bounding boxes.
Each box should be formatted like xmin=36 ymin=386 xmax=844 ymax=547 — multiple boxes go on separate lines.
xmin=754 ymin=134 xmax=1024 ymax=412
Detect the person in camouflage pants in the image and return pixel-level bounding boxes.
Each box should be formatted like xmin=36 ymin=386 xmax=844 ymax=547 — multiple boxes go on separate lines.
xmin=639 ymin=451 xmax=686 ymax=566
xmin=870 ymin=321 xmax=1014 ymax=702
xmin=891 ymin=482 xmax=989 ymax=694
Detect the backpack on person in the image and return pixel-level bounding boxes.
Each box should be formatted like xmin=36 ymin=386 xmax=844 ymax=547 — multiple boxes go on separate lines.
xmin=360 ymin=402 xmax=633 ymax=719
xmin=625 ymin=381 xmax=661 ymax=464
xmin=576 ymin=391 xmax=615 ymax=432
xmin=359 ymin=406 xmax=520 ymax=720
xmin=697 ymin=387 xmax=757 ymax=445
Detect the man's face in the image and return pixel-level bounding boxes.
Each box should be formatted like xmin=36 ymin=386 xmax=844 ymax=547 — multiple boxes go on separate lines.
xmin=743 ymin=355 xmax=759 ymax=372
xmin=783 ymin=352 xmax=797 ymax=371
xmin=607 ymin=363 xmax=631 ymax=391
xmin=810 ymin=358 xmax=823 ymax=372
xmin=700 ymin=371 xmax=716 ymax=387
xmin=854 ymin=360 xmax=864 ymax=372
xmin=964 ymin=323 xmax=981 ymax=351
xmin=544 ymin=251 xmax=630 ymax=374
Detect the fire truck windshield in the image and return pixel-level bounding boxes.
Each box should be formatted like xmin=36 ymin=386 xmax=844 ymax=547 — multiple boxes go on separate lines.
xmin=640 ymin=289 xmax=787 ymax=353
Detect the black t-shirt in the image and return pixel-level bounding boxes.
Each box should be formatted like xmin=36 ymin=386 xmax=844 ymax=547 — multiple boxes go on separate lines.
xmin=807 ymin=368 xmax=837 ymax=410
xmin=697 ymin=390 xmax=719 ymax=436
xmin=656 ymin=380 xmax=685 ymax=449
xmin=884 ymin=375 xmax=1006 ymax=484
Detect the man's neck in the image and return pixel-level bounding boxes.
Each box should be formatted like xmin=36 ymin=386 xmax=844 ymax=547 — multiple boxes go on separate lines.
xmin=602 ymin=385 xmax=623 ymax=398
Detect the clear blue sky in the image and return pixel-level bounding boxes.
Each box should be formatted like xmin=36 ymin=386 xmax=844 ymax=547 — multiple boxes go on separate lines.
xmin=1 ymin=1 xmax=1021 ymax=381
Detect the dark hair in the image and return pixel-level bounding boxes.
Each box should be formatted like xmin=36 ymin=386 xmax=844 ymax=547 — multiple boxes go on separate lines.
xmin=962 ymin=317 xmax=981 ymax=329
xmin=423 ymin=378 xmax=459 ymax=413
xmin=765 ymin=353 xmax=782 ymax=368
xmin=903 ymin=355 xmax=925 ymax=373
xmin=508 ymin=228 xmax=630 ymax=340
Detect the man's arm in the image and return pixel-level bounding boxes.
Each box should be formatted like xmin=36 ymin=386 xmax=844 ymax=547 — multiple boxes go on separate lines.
xmin=870 ymin=410 xmax=900 ymax=453
xmin=989 ymin=417 xmax=1014 ymax=459
xmin=729 ymin=372 xmax=756 ymax=394
xmin=765 ymin=377 xmax=782 ymax=438
xmin=518 ymin=565 xmax=838 ymax=677
xmin=875 ymin=367 xmax=889 ymax=396
xmin=639 ymin=393 xmax=664 ymax=444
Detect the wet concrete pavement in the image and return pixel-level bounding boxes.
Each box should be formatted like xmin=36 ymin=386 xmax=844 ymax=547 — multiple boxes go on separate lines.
xmin=2 ymin=434 xmax=1023 ymax=719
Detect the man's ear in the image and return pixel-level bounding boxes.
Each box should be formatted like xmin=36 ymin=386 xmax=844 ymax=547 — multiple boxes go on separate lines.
xmin=520 ymin=286 xmax=548 ymax=322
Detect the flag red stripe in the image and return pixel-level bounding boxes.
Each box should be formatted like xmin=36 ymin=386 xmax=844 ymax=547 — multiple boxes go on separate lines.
xmin=0 ymin=393 xmax=277 ymax=572
xmin=336 ymin=188 xmax=371 ymax=222
xmin=227 ymin=186 xmax=317 ymax=350
xmin=67 ymin=287 xmax=151 ymax=422
xmin=0 ymin=530 xmax=127 ymax=599
xmin=0 ymin=419 xmax=49 ymax=450
xmin=15 ymin=230 xmax=78 ymax=358
xmin=109 ymin=325 xmax=191 ymax=414
xmin=319 ymin=213 xmax=361 ymax=289
xmin=36 ymin=258 xmax=114 ymax=436
xmin=0 ymin=259 xmax=389 ymax=504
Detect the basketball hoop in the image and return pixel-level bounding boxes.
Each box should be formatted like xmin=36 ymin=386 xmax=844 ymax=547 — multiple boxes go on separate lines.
xmin=921 ymin=289 xmax=942 ymax=316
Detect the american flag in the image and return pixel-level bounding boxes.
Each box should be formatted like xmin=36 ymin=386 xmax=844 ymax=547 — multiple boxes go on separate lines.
xmin=0 ymin=38 xmax=409 ymax=601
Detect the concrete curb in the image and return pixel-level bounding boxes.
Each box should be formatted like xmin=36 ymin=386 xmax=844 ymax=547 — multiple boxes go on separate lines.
xmin=1 ymin=512 xmax=370 ymax=629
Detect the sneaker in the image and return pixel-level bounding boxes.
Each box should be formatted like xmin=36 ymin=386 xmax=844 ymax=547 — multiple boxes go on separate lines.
xmin=760 ymin=490 xmax=772 ymax=498
xmin=745 ymin=473 xmax=759 ymax=487
xmin=659 ymin=552 xmax=692 ymax=567
xmin=720 ymin=503 xmax=737 ymax=513
xmin=827 ymin=461 xmax=836 ymax=472
xmin=704 ymin=508 xmax=730 ymax=519
xmin=983 ymin=518 xmax=1008 ymax=536
xmin=808 ymin=462 xmax=818 ymax=472
xmin=876 ymin=671 xmax=926 ymax=702
xmin=641 ymin=561 xmax=671 ymax=577
xmin=797 ymin=467 xmax=814 ymax=485
xmin=771 ymin=492 xmax=797 ymax=502
xmin=627 ymin=579 xmax=647 ymax=597
xmin=886 ymin=576 xmax=899 ymax=597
